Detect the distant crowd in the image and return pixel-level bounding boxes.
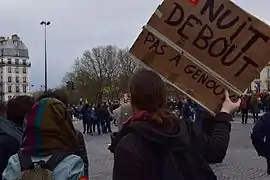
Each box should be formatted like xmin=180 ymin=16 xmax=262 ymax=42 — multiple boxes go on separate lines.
xmin=67 ymin=90 xmax=270 ymax=138
xmin=0 ymin=70 xmax=270 ymax=180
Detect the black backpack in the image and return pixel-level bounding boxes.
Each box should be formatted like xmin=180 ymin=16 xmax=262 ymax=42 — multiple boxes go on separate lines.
xmin=152 ymin=119 xmax=217 ymax=180
xmin=162 ymin=150 xmax=186 ymax=180
xmin=110 ymin=119 xmax=216 ymax=180
xmin=18 ymin=152 xmax=72 ymax=180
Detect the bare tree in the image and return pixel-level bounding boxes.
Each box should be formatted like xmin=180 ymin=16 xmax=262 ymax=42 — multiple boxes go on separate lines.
xmin=62 ymin=45 xmax=143 ymax=103
xmin=64 ymin=46 xmax=123 ymax=102
xmin=117 ymin=48 xmax=138 ymax=92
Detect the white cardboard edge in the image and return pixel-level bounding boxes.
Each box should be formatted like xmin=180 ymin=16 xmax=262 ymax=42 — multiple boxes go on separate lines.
xmin=154 ymin=9 xmax=163 ymax=18
xmin=143 ymin=24 xmax=243 ymax=97
xmin=128 ymin=52 xmax=216 ymax=116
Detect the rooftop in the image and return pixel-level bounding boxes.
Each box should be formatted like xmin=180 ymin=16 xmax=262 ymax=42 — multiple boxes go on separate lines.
xmin=0 ymin=34 xmax=29 ymax=58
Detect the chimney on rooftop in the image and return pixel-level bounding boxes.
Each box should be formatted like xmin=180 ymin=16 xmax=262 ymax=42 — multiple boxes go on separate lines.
xmin=11 ymin=34 xmax=20 ymax=40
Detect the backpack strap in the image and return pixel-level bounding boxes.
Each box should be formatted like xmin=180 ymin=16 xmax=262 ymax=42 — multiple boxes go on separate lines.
xmin=43 ymin=152 xmax=72 ymax=171
xmin=18 ymin=151 xmax=34 ymax=171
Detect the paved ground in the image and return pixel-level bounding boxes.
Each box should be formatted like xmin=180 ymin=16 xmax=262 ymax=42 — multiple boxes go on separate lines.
xmin=211 ymin=116 xmax=268 ymax=180
xmin=73 ymin=115 xmax=269 ymax=180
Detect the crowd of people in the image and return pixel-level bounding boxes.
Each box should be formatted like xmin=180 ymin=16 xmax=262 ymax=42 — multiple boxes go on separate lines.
xmin=165 ymin=91 xmax=270 ymax=125
xmin=0 ymin=69 xmax=270 ymax=180
xmin=239 ymin=92 xmax=270 ymax=124
xmin=70 ymin=94 xmax=134 ymax=135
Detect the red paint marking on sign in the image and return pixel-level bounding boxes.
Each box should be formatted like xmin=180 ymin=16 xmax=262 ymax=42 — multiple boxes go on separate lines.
xmin=189 ymin=0 xmax=199 ymax=5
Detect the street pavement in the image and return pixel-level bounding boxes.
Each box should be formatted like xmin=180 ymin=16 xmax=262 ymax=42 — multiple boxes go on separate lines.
xmin=73 ymin=115 xmax=269 ymax=180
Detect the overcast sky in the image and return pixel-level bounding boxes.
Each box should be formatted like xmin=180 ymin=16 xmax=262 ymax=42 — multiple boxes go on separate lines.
xmin=0 ymin=0 xmax=269 ymax=90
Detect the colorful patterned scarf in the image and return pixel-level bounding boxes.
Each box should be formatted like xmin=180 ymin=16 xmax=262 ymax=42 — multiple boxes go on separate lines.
xmin=21 ymin=98 xmax=77 ymax=156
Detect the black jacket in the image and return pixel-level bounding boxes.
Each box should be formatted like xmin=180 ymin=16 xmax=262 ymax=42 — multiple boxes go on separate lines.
xmin=251 ymin=112 xmax=270 ymax=158
xmin=111 ymin=112 xmax=232 ymax=180
xmin=0 ymin=118 xmax=22 ymax=180
xmin=75 ymin=129 xmax=89 ymax=177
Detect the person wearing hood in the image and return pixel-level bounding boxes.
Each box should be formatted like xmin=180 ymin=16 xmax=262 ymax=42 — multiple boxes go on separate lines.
xmin=2 ymin=98 xmax=84 ymax=180
xmin=111 ymin=69 xmax=241 ymax=180
xmin=37 ymin=91 xmax=89 ymax=179
xmin=0 ymin=101 xmax=23 ymax=179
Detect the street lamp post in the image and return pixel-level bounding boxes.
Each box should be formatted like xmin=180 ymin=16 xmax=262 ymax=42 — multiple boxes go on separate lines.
xmin=40 ymin=20 xmax=51 ymax=92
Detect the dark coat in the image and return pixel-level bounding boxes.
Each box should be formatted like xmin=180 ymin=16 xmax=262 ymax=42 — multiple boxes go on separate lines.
xmin=251 ymin=112 xmax=270 ymax=158
xmin=0 ymin=117 xmax=22 ymax=179
xmin=266 ymin=97 xmax=270 ymax=112
xmin=75 ymin=129 xmax=89 ymax=177
xmin=111 ymin=112 xmax=232 ymax=180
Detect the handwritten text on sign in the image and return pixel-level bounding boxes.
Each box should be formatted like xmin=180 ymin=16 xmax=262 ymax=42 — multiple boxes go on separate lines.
xmin=147 ymin=0 xmax=270 ymax=92
xmin=130 ymin=29 xmax=240 ymax=113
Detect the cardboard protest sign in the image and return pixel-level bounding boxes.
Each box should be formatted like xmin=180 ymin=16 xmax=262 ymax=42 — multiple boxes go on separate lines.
xmin=130 ymin=29 xmax=240 ymax=114
xmin=146 ymin=0 xmax=270 ymax=92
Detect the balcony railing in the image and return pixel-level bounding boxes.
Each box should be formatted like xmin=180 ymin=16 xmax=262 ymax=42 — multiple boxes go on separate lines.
xmin=0 ymin=61 xmax=31 ymax=67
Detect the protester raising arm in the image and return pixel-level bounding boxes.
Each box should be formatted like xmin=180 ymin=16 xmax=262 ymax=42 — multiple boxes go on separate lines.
xmin=199 ymin=91 xmax=241 ymax=163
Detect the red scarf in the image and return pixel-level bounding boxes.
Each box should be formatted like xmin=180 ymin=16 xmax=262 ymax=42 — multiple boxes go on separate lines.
xmin=124 ymin=110 xmax=151 ymax=124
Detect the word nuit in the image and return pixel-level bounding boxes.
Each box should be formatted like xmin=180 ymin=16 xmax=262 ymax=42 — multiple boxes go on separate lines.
xmin=163 ymin=0 xmax=270 ymax=78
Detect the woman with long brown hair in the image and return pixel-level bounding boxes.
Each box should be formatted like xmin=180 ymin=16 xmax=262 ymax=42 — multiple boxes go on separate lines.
xmin=111 ymin=69 xmax=240 ymax=180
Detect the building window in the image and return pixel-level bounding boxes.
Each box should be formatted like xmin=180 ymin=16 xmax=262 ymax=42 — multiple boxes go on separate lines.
xmin=23 ymin=77 xmax=27 ymax=83
xmin=23 ymin=59 xmax=26 ymax=65
xmin=8 ymin=96 xmax=12 ymax=100
xmin=7 ymin=59 xmax=11 ymax=64
xmin=23 ymin=68 xmax=26 ymax=74
xmin=16 ymin=86 xmax=20 ymax=92
xmin=15 ymin=67 xmax=19 ymax=73
xmin=15 ymin=50 xmax=19 ymax=56
xmin=255 ymin=74 xmax=260 ymax=79
xmin=15 ymin=59 xmax=19 ymax=65
xmin=23 ymin=85 xmax=27 ymax=93
xmin=255 ymin=82 xmax=260 ymax=92
xmin=8 ymin=76 xmax=12 ymax=82
xmin=16 ymin=76 xmax=19 ymax=83
xmin=8 ymin=67 xmax=11 ymax=73
xmin=247 ymin=86 xmax=252 ymax=93
xmin=8 ymin=86 xmax=12 ymax=93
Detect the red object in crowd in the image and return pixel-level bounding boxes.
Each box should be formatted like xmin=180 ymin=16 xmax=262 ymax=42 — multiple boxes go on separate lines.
xmin=189 ymin=0 xmax=199 ymax=5
xmin=79 ymin=176 xmax=88 ymax=180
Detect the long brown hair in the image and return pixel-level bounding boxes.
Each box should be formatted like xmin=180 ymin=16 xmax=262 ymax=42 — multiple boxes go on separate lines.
xmin=129 ymin=69 xmax=172 ymax=125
